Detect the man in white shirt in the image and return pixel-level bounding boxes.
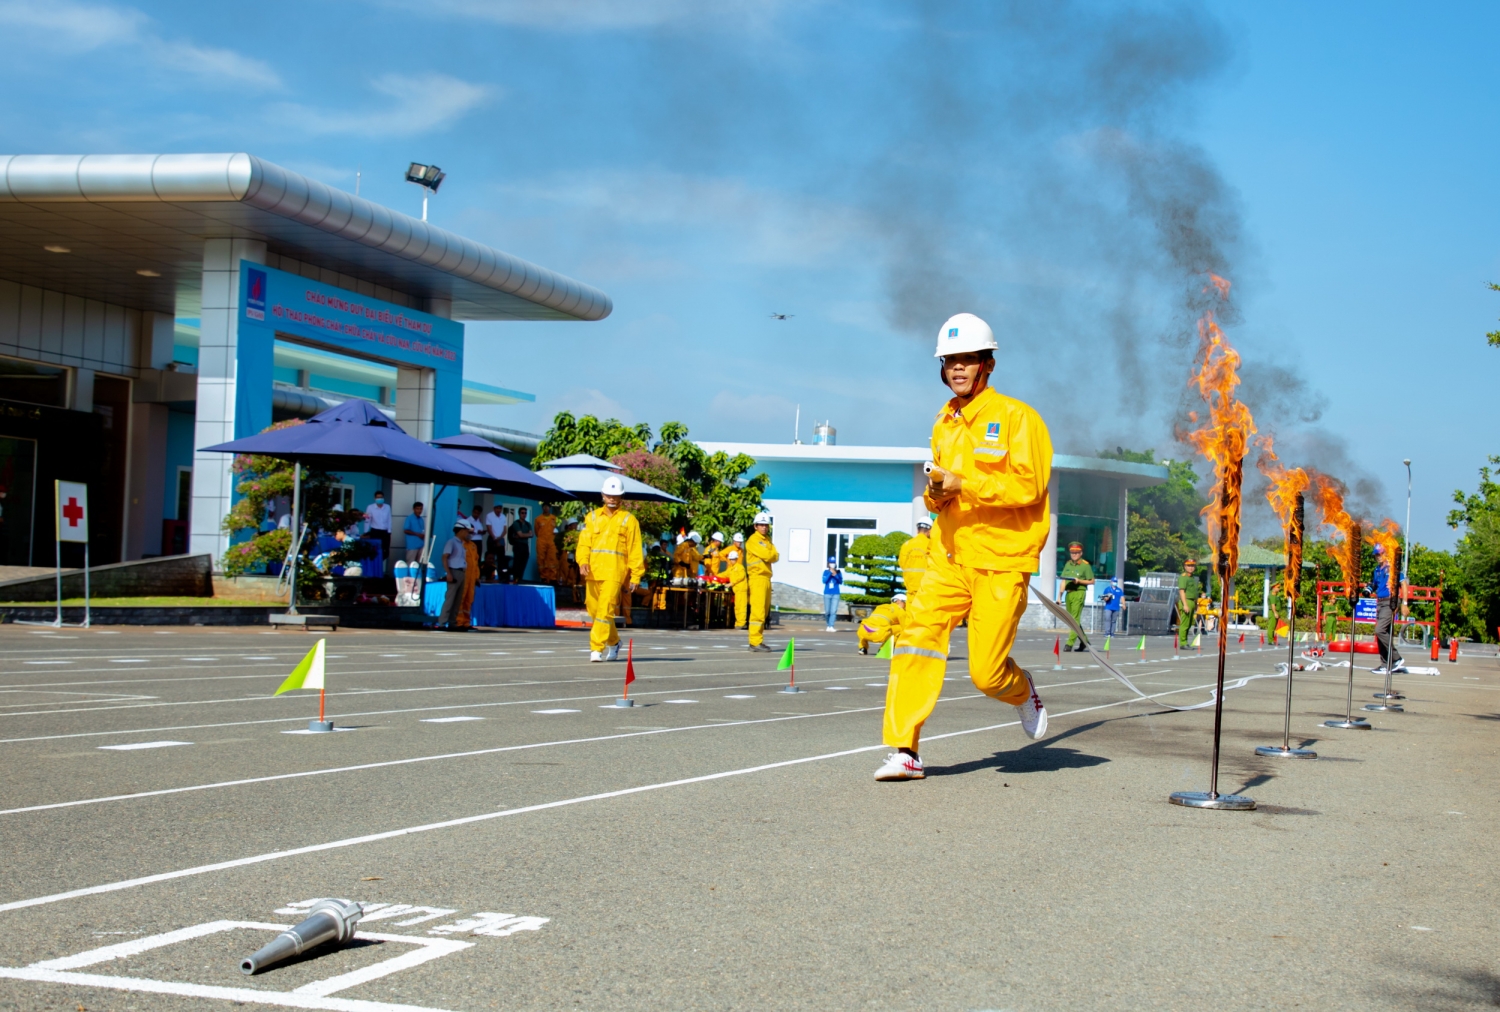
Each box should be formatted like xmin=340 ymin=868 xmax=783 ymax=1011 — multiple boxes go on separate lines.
xmin=364 ymin=491 xmax=392 ymax=574
xmin=485 ymin=504 xmax=508 ymax=572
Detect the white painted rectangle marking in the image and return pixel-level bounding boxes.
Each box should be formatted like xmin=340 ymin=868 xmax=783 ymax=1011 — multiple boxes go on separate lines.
xmin=109 ymin=659 xmax=148 ymax=664
xmin=825 ymin=686 xmax=850 ymax=691
xmin=245 ymin=656 xmax=277 ymax=660
xmin=420 ymin=716 xmax=484 ymax=723
xmin=663 ymin=699 xmax=698 ymax=704
xmin=724 ymin=694 xmax=755 ymax=699
xmin=98 ymin=741 xmax=191 ymax=751
xmin=282 ymin=727 xmax=357 ymax=735
xmin=530 ymin=709 xmax=579 ymax=714
xmin=24 ymin=661 xmax=72 ymax=665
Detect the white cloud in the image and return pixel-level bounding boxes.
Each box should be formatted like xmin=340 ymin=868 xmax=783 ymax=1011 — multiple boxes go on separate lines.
xmin=276 ymin=73 xmax=491 ymax=136
xmin=407 ymin=0 xmax=789 ymax=31
xmin=0 ymin=0 xmax=279 ymax=88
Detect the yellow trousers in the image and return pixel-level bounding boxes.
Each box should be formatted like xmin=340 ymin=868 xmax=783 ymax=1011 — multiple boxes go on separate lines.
xmin=858 ymin=617 xmax=898 ymax=653
xmin=884 ymin=564 xmax=1031 ymax=749
xmin=731 ymin=582 xmax=747 ymax=627
xmin=747 ymin=575 xmax=771 ymax=646
xmin=585 ymin=578 xmax=623 ymax=652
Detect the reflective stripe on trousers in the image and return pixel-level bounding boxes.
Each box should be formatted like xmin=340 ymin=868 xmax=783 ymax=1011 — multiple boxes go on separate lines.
xmin=585 ymin=578 xmax=623 ymax=652
xmin=747 ymin=575 xmax=771 ymax=646
xmin=883 ymin=564 xmax=1031 ymax=749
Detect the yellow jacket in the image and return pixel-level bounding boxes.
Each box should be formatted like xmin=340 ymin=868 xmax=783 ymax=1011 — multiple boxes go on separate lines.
xmin=575 ymin=506 xmax=645 ymax=584
xmin=725 ymin=547 xmax=747 ymax=587
xmin=860 ymin=601 xmax=906 ymax=639
xmin=898 ymin=532 xmax=930 ymax=592
xmin=700 ymin=543 xmax=726 ymax=577
xmin=926 ymin=385 xmax=1052 ymax=572
xmin=672 ymin=541 xmax=702 ymax=579
xmin=745 ymin=531 xmax=778 ymax=578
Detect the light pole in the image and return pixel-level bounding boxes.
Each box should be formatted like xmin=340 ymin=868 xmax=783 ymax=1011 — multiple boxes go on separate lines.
xmin=404 ymin=162 xmax=446 ymax=222
xmin=1401 ymin=459 xmax=1412 ymax=590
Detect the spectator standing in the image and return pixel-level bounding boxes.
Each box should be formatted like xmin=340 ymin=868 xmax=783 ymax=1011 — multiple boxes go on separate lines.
xmin=1176 ymin=559 xmax=1200 ymax=651
xmin=402 ymin=502 xmax=426 ymax=563
xmin=509 ymin=506 xmax=535 ymax=582
xmin=822 ymin=556 xmax=844 ymax=631
xmin=364 ymin=491 xmax=392 ymax=572
xmin=485 ymin=504 xmax=508 ymax=574
xmin=1060 ymin=542 xmax=1094 ymax=651
xmin=1100 ymin=577 xmax=1122 ymax=639
xmin=438 ymin=520 xmax=470 ymax=630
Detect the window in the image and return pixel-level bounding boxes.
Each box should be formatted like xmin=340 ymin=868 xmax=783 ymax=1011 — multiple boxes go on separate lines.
xmin=175 ymin=468 xmax=192 ymax=521
xmin=788 ymin=528 xmax=811 ymax=563
xmin=0 ymin=357 xmax=67 ymax=408
xmin=826 ymin=518 xmax=876 ymax=530
xmin=332 ymin=483 xmax=355 ymax=511
xmin=827 ymin=533 xmax=855 ymax=568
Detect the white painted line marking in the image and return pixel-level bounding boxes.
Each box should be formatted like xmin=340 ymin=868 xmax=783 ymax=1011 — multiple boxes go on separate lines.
xmin=663 ymin=699 xmax=698 ymax=704
xmin=380 ymin=654 xmax=406 ymax=658
xmin=434 ymin=652 xmax=459 ymax=656
xmin=23 ymin=661 xmax=71 ymax=665
xmin=533 ymin=650 xmax=555 ymax=654
xmin=1411 ymin=925 xmax=1434 ymax=931
xmin=724 ymin=694 xmax=755 ymax=699
xmin=826 ymin=686 xmax=850 ymax=691
xmin=98 ymin=741 xmax=192 ymax=751
xmin=488 ymin=651 xmax=509 ymax=655
xmin=182 ymin=657 xmax=219 ymax=661
xmin=712 ymin=645 xmax=728 ymax=649
xmin=109 ymin=659 xmax=148 ymax=664
xmin=866 ymin=683 xmax=886 ymax=688
xmin=282 ymin=728 xmax=357 ymax=735
xmin=531 ymin=708 xmax=579 ymax=714
xmin=244 ymin=656 xmax=277 ymax=660
xmin=420 ymin=716 xmax=484 ymax=723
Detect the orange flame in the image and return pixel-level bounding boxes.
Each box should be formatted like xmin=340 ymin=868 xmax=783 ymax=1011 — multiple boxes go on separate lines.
xmin=1182 ymin=280 xmax=1255 ymax=584
xmin=1308 ymin=472 xmax=1363 ymax=594
xmin=1255 ymin=435 xmax=1309 ymax=596
xmin=1367 ymin=519 xmax=1401 ymax=572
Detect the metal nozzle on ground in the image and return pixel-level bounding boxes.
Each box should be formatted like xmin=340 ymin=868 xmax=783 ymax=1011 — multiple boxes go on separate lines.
xmin=240 ymin=898 xmax=363 ymax=975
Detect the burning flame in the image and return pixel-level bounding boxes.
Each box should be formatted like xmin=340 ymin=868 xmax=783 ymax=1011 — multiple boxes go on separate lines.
xmin=1308 ymin=472 xmax=1362 ymax=596
xmin=1367 ymin=519 xmax=1401 ymax=572
xmin=1182 ymin=277 xmax=1255 ymax=585
xmin=1255 ymin=435 xmax=1309 ymax=597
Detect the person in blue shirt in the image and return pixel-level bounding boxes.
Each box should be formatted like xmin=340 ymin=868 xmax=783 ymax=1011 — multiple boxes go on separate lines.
xmin=1369 ymin=544 xmax=1407 ymax=674
xmin=822 ymin=556 xmax=844 ymax=632
xmin=402 ymin=502 xmax=426 ymax=563
xmin=1100 ymin=577 xmax=1123 ymax=638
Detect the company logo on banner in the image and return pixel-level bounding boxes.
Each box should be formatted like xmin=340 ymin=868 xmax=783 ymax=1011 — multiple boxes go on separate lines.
xmin=245 ymin=267 xmax=267 ymax=322
xmin=56 ymin=480 xmax=88 ymax=543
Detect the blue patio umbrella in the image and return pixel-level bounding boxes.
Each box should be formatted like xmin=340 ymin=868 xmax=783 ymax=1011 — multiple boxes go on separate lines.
xmin=200 ymin=399 xmax=497 ymax=613
xmin=429 ymin=434 xmax=575 ymax=501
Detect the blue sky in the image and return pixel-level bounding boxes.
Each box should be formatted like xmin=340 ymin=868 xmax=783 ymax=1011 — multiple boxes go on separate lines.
xmin=0 ymin=1 xmax=1493 ymax=549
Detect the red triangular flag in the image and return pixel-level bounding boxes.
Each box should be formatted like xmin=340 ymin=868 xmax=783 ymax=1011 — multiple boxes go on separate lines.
xmin=625 ymin=638 xmax=636 ymax=687
xmin=1053 ymin=637 xmax=1061 ymax=658
xmin=1238 ymin=632 xmax=1245 ymax=646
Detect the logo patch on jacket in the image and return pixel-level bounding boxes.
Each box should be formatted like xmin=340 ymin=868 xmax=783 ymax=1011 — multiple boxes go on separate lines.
xmin=984 ymin=422 xmax=1000 ymax=442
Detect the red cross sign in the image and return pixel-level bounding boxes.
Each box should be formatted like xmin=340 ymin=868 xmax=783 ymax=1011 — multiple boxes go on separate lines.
xmin=56 ymin=481 xmax=88 ymax=543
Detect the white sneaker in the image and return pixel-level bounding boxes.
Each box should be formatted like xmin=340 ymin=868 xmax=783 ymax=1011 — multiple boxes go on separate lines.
xmin=1393 ymin=663 xmax=1409 ymax=674
xmin=873 ymin=752 xmax=924 ymax=781
xmin=1371 ymin=665 xmax=1389 ymax=676
xmin=589 ymin=651 xmax=603 ymax=663
xmin=605 ymin=643 xmax=620 ymax=662
xmin=1015 ymin=670 xmax=1048 ymax=740
xmin=826 ymin=626 xmax=836 ymax=632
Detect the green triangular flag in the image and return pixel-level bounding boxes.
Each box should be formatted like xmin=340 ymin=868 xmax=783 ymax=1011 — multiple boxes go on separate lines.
xmin=1103 ymin=635 xmax=1111 ymax=652
xmin=876 ymin=637 xmax=893 ymax=659
xmin=777 ymin=638 xmax=796 ymax=670
xmin=1136 ymin=636 xmax=1146 ymax=650
xmin=1192 ymin=632 xmax=1202 ymax=648
xmin=275 ymin=639 xmax=326 ymax=695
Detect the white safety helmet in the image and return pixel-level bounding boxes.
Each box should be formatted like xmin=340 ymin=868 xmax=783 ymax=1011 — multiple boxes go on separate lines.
xmin=732 ymin=532 xmax=745 ymax=543
xmin=893 ymin=593 xmax=907 ymax=603
xmin=934 ymin=312 xmax=997 ymax=358
xmin=600 ymin=475 xmax=624 ymax=496
xmin=727 ymin=550 xmax=740 ymax=560
xmin=688 ymin=531 xmax=702 ymax=544
xmin=916 ymin=518 xmax=932 ymax=530
xmin=753 ymin=512 xmax=772 ymax=526
xmin=711 ymin=531 xmax=725 ymax=543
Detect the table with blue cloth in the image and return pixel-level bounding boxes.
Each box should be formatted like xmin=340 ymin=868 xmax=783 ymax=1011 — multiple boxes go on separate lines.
xmin=422 ymin=581 xmax=557 ymax=628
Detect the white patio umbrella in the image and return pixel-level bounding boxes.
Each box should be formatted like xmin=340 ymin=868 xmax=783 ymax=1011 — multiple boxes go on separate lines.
xmin=534 ymin=454 xmax=685 ymax=503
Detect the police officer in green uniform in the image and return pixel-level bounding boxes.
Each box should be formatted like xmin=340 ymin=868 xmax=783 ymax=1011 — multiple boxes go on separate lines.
xmin=1060 ymin=541 xmax=1095 ymax=650
xmin=1176 ymin=558 xmax=1200 ymax=650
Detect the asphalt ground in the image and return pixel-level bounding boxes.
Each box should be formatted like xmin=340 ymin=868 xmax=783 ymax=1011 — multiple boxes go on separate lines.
xmin=0 ymin=622 xmax=1494 ymax=1012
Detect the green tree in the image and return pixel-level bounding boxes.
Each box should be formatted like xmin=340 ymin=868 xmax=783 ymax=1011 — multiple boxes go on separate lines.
xmin=1487 ymin=282 xmax=1500 ymax=347
xmin=842 ymin=532 xmax=908 ymax=606
xmin=609 ymin=447 xmax=681 ymax=538
xmin=533 ymin=411 xmax=652 ymax=465
xmin=655 ymin=421 xmax=770 ymax=541
xmin=1446 ymin=456 xmax=1500 ymax=641
xmin=1098 ymin=447 xmax=1210 ymax=574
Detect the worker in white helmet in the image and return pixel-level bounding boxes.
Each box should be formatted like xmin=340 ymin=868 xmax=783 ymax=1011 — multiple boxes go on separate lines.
xmin=875 ymin=313 xmax=1051 ymax=782
xmin=673 ymin=530 xmax=703 ymax=584
xmin=745 ymin=512 xmax=779 ymax=651
xmin=576 ymin=474 xmax=645 ymax=662
xmin=899 ymin=518 xmax=933 ymax=597
xmin=858 ymin=592 xmax=908 ymax=655
xmin=727 ymin=532 xmax=748 ymax=628
xmin=700 ymin=531 xmax=726 ymax=581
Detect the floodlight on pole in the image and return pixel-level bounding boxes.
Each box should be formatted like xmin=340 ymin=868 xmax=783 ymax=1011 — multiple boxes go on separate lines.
xmin=405 ymin=162 xmax=446 ymax=222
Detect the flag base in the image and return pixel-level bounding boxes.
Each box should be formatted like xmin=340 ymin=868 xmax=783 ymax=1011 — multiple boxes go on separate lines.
xmin=1373 ymin=692 xmax=1405 ymax=700
xmin=308 ymin=719 xmax=334 ymax=733
xmin=1364 ymin=702 xmax=1403 ymax=712
xmin=779 ymin=686 xmax=804 ymax=694
xmin=1323 ymin=718 xmax=1371 ymax=730
xmin=1168 ymin=790 xmax=1255 ymax=811
xmin=615 ymin=698 xmax=635 ymax=707
xmin=1255 ymin=745 xmax=1317 ymax=759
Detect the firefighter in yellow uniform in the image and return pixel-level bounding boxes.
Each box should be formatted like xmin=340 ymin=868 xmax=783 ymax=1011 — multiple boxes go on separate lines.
xmin=858 ymin=593 xmax=908 ymax=655
xmin=672 ymin=531 xmax=702 ymax=583
xmin=898 ymin=518 xmax=932 ymax=596
xmin=576 ymin=475 xmax=645 ymax=663
xmin=700 ymin=532 xmax=726 ymax=579
xmin=727 ymin=532 xmax=748 ymax=628
xmin=745 ymin=513 xmax=778 ymax=651
xmin=875 ymin=313 xmax=1052 ymax=782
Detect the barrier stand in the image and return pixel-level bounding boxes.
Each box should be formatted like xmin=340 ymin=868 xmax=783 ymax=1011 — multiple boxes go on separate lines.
xmin=615 ymin=639 xmax=636 ymax=707
xmin=1170 ymin=528 xmax=1256 ymax=811
xmin=1365 ymin=641 xmax=1404 ymax=711
xmin=1257 ymin=492 xmax=1316 ymax=758
xmin=1325 ymin=525 xmax=1371 ymax=731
